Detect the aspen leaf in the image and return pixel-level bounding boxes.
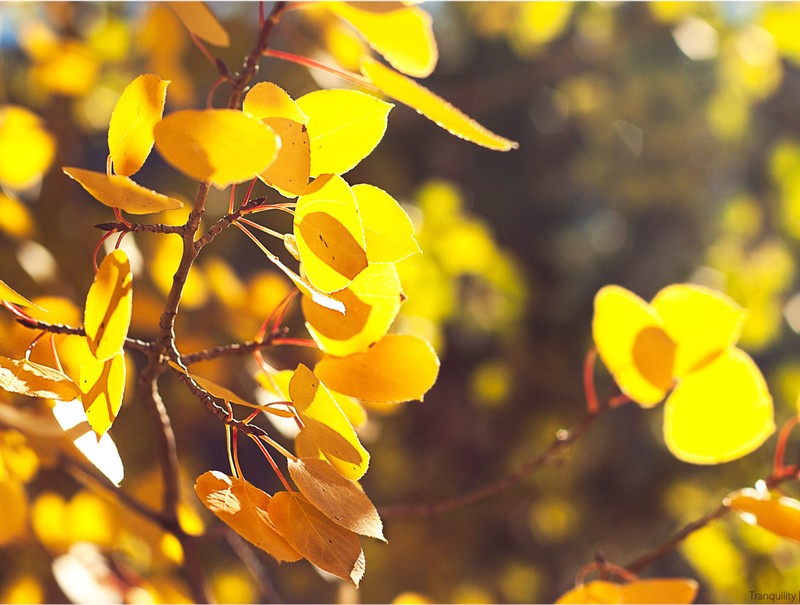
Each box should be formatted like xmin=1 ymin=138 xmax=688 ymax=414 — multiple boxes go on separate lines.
xmin=243 ymin=82 xmax=309 ymax=124
xmin=314 ymin=334 xmax=440 ymax=403
xmin=108 ymin=74 xmax=170 ymax=177
xmin=0 ymin=356 xmax=80 ymax=401
xmin=727 ymin=488 xmax=800 ymax=541
xmin=323 ymin=2 xmax=438 ymax=77
xmin=52 ymin=399 xmax=124 ymax=486
xmin=79 ymin=352 xmax=126 ymax=437
xmin=361 ymin=56 xmax=518 ymax=151
xmin=303 ymin=263 xmax=403 ymax=357
xmin=62 ymin=167 xmax=184 ymax=215
xmin=288 ymin=457 xmax=385 ymax=542
xmin=153 ymin=109 xmax=279 ymax=188
xmin=556 ymin=578 xmax=698 ymax=604
xmin=168 ymin=1 xmax=229 ymax=47
xmin=0 ymin=279 xmax=41 ymax=309
xmin=296 ymin=89 xmax=392 ymax=176
xmin=289 ymin=364 xmax=369 ymax=480
xmin=664 ymin=348 xmax=774 ymax=464
xmin=0 ymin=478 xmax=27 ymax=547
xmin=259 ymin=118 xmax=311 ymax=196
xmin=352 ymin=183 xmax=421 ymax=263
xmin=268 ymin=490 xmax=366 ymax=586
xmin=84 ymin=249 xmax=133 ymax=361
xmin=0 ymin=105 xmax=55 ymax=190
xmin=194 ymin=471 xmax=301 ymax=563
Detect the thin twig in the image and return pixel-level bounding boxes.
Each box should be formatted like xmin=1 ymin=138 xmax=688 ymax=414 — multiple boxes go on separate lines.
xmin=14 ymin=317 xmax=153 ymax=355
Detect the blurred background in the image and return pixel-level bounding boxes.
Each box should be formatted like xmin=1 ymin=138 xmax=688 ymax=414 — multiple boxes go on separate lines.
xmin=2 ymin=2 xmax=800 ymax=603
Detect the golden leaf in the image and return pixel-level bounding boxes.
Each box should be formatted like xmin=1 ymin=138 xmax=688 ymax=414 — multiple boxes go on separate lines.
xmin=84 ymin=249 xmax=133 ymax=361
xmin=62 ymin=167 xmax=183 ymax=215
xmin=80 ymin=352 xmax=126 ymax=437
xmin=0 ymin=356 xmax=80 ymax=401
xmin=168 ymin=1 xmax=229 ymax=47
xmin=353 ymin=183 xmax=420 ymax=263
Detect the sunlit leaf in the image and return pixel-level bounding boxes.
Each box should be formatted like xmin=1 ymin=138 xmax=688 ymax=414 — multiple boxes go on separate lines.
xmin=108 ymin=74 xmax=170 ymax=177
xmin=268 ymin=490 xmax=366 ymax=586
xmin=194 ymin=471 xmax=302 ymax=562
xmin=243 ymin=82 xmax=308 ymax=124
xmin=0 ymin=356 xmax=80 ymax=401
xmin=0 ymin=105 xmax=55 ymax=190
xmin=592 ymin=285 xmax=674 ymax=407
xmin=556 ymin=578 xmax=699 ymax=604
xmin=727 ymin=488 xmax=800 ymax=541
xmin=153 ymin=109 xmax=279 ymax=188
xmin=289 ymin=364 xmax=369 ymax=480
xmin=664 ymin=348 xmax=774 ymax=464
xmin=323 ymin=2 xmax=438 ymax=77
xmin=52 ymin=399 xmax=124 ymax=486
xmin=259 ymin=118 xmax=311 ymax=196
xmin=62 ymin=167 xmax=183 ymax=215
xmin=652 ymin=284 xmax=746 ymax=377
xmin=303 ymin=263 xmax=403 ymax=357
xmin=80 ymin=352 xmax=125 ymax=437
xmin=352 ymin=183 xmax=420 ymax=263
xmin=361 ymin=56 xmax=518 ymax=151
xmin=0 ymin=478 xmax=28 ymax=546
xmin=0 ymin=279 xmax=41 ymax=309
xmin=288 ymin=457 xmax=385 ymax=541
xmin=168 ymin=1 xmax=229 ymax=47
xmin=84 ymin=249 xmax=133 ymax=361
xmin=314 ymin=334 xmax=439 ymax=403
xmin=296 ymin=89 xmax=392 ymax=176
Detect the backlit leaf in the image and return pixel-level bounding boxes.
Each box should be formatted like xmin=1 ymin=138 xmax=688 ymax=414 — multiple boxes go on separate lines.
xmin=592 ymin=285 xmax=674 ymax=407
xmin=296 ymin=89 xmax=392 ymax=176
xmin=303 ymin=263 xmax=403 ymax=357
xmin=664 ymin=348 xmax=774 ymax=464
xmin=243 ymin=82 xmax=308 ymax=124
xmin=168 ymin=1 xmax=229 ymax=47
xmin=194 ymin=471 xmax=301 ymax=563
xmin=84 ymin=249 xmax=133 ymax=361
xmin=727 ymin=488 xmax=800 ymax=541
xmin=651 ymin=284 xmax=746 ymax=376
xmin=323 ymin=2 xmax=438 ymax=77
xmin=80 ymin=352 xmax=125 ymax=437
xmin=108 ymin=74 xmax=170 ymax=177
xmin=361 ymin=56 xmax=518 ymax=151
xmin=0 ymin=279 xmax=41 ymax=309
xmin=62 ymin=167 xmax=183 ymax=215
xmin=556 ymin=578 xmax=698 ymax=604
xmin=52 ymin=399 xmax=124 ymax=486
xmin=259 ymin=118 xmax=310 ymax=196
xmin=0 ymin=356 xmax=80 ymax=401
xmin=153 ymin=109 xmax=279 ymax=188
xmin=353 ymin=183 xmax=421 ymax=263
xmin=289 ymin=457 xmax=384 ymax=541
xmin=0 ymin=105 xmax=55 ymax=190
xmin=268 ymin=490 xmax=366 ymax=586
xmin=314 ymin=334 xmax=439 ymax=403
xmin=289 ymin=364 xmax=369 ymax=480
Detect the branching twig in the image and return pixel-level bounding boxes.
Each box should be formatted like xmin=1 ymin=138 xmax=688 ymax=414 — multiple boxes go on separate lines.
xmin=14 ymin=317 xmax=153 ymax=356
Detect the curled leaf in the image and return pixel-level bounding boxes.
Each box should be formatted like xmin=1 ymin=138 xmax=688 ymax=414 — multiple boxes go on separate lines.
xmin=63 ymin=167 xmax=184 ymax=215
xmin=0 ymin=356 xmax=80 ymax=401
xmin=84 ymin=249 xmax=133 ymax=362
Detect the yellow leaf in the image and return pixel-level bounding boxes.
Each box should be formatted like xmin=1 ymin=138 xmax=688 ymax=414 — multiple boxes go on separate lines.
xmin=314 ymin=334 xmax=440 ymax=403
xmin=303 ymin=263 xmax=403 ymax=357
xmin=153 ymin=109 xmax=279 ymax=188
xmin=168 ymin=1 xmax=229 ymax=47
xmin=664 ymin=348 xmax=774 ymax=464
xmin=0 ymin=478 xmax=28 ymax=547
xmin=289 ymin=364 xmax=369 ymax=480
xmin=353 ymin=183 xmax=421 ymax=263
xmin=0 ymin=356 xmax=80 ymax=401
xmin=0 ymin=279 xmax=41 ymax=309
xmin=194 ymin=471 xmax=302 ymax=563
xmin=288 ymin=457 xmax=385 ymax=541
xmin=108 ymin=74 xmax=170 ymax=177
xmin=52 ymin=399 xmax=124 ymax=486
xmin=268 ymin=490 xmax=366 ymax=586
xmin=651 ymin=284 xmax=746 ymax=377
xmin=361 ymin=56 xmax=518 ymax=151
xmin=556 ymin=578 xmax=699 ymax=604
xmin=62 ymin=167 xmax=183 ymax=215
xmin=727 ymin=488 xmax=800 ymax=541
xmin=243 ymin=82 xmax=308 ymax=124
xmin=80 ymin=352 xmax=126 ymax=437
xmin=556 ymin=580 xmax=620 ymax=604
xmin=323 ymin=2 xmax=438 ymax=77
xmin=592 ymin=285 xmax=674 ymax=407
xmin=0 ymin=193 xmax=36 ymax=239
xmin=296 ymin=89 xmax=392 ymax=177
xmin=295 ymin=174 xmax=367 ymax=293
xmin=84 ymin=249 xmax=133 ymax=361
xmin=0 ymin=105 xmax=55 ymax=190
xmin=259 ymin=118 xmax=311 ymax=196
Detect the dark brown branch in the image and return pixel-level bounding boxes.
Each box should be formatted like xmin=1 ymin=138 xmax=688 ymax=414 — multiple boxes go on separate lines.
xmin=95 ymin=222 xmax=188 ymax=235
xmin=14 ymin=316 xmax=153 ymax=355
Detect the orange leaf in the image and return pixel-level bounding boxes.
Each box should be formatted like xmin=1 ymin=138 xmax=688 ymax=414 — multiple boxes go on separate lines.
xmin=84 ymin=249 xmax=133 ymax=361
xmin=314 ymin=334 xmax=439 ymax=403
xmin=0 ymin=279 xmax=41 ymax=309
xmin=360 ymin=56 xmax=518 ymax=151
xmin=168 ymin=1 xmax=229 ymax=47
xmin=243 ymin=82 xmax=308 ymax=124
xmin=63 ymin=167 xmax=183 ymax=215
xmin=727 ymin=488 xmax=800 ymax=541
xmin=288 ymin=457 xmax=385 ymax=541
xmin=259 ymin=118 xmax=310 ymax=196
xmin=0 ymin=356 xmax=80 ymax=401
xmin=194 ymin=471 xmax=301 ymax=563
xmin=268 ymin=490 xmax=365 ymax=586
